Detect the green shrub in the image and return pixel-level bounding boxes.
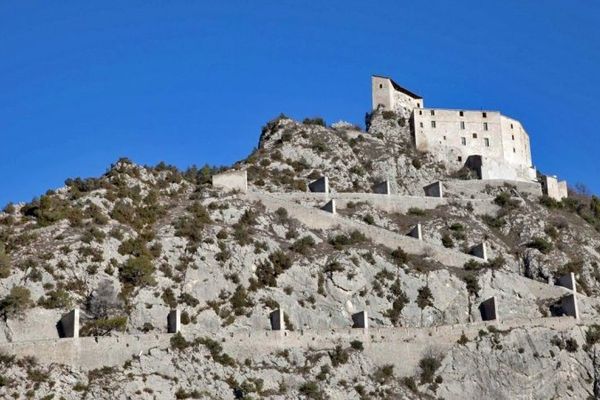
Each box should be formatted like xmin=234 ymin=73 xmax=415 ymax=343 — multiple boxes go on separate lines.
xmin=350 ymin=340 xmax=364 ymax=351
xmin=290 ymin=235 xmax=315 ymax=255
xmin=390 ymin=247 xmax=408 ymax=265
xmin=119 ymin=256 xmax=156 ymax=287
xmin=417 ymin=286 xmax=434 ymax=309
xmin=419 ymin=355 xmax=441 ymax=384
xmin=382 ymin=111 xmax=396 ymax=120
xmin=408 ymin=207 xmax=426 ymax=216
xmin=526 ymin=237 xmax=553 ymax=254
xmin=362 ymin=214 xmax=375 ymax=225
xmin=38 ymin=289 xmax=71 ymax=309
xmin=482 ymin=214 xmax=506 ymax=228
xmin=494 ymin=192 xmax=520 ymax=209
xmin=80 ymin=316 xmax=127 ymax=336
xmin=329 ymin=345 xmax=349 ymax=367
xmin=170 ymin=332 xmax=189 ymax=350
xmin=441 ymin=233 xmax=454 ymax=248
xmin=373 ymin=364 xmax=394 ymax=384
xmin=329 ymin=230 xmax=367 ymax=249
xmin=463 ymin=273 xmax=480 ymax=296
xmin=586 ymin=324 xmax=600 ymax=349
xmin=302 ymin=117 xmax=326 ymax=126
xmin=0 ymin=286 xmax=33 ymax=317
xmin=0 ymin=248 xmax=10 ymax=279
xmin=298 ymin=381 xmax=323 ymax=400
xmin=230 ymin=285 xmax=253 ymax=315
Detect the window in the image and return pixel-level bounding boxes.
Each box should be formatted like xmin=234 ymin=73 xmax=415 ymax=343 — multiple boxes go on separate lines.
xmin=430 ymin=110 xmax=435 ymax=116
xmin=431 ymin=121 xmax=436 ymax=128
xmin=484 ymin=138 xmax=490 ymax=147
xmin=459 ymin=111 xmax=464 ymax=117
xmin=512 ymin=135 xmax=515 ymax=140
xmin=513 ymin=148 xmax=516 ymax=153
xmin=461 ymin=137 xmax=467 ymax=145
xmin=379 ymin=84 xmax=383 ymax=89
xmin=472 ymin=133 xmax=478 ymax=138
xmin=482 ymin=112 xmax=487 ymax=118
xmin=419 ymin=122 xmax=424 ymax=128
xmin=458 ymin=156 xmax=462 ymax=162
xmin=511 ymin=123 xmax=514 ymax=129
xmin=483 ymin=122 xmax=488 ymax=131
xmin=443 ymin=136 xmax=447 ymax=140
xmin=460 ymin=121 xmax=465 ymax=130
xmin=419 ymin=110 xmax=422 ymax=115
xmin=417 ymin=103 xmax=421 ymax=108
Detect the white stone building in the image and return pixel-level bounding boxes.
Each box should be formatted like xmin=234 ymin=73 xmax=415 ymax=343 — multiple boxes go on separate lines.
xmin=371 ymin=75 xmax=538 ymax=182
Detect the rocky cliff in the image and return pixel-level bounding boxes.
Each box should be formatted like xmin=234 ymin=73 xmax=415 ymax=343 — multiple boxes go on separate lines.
xmin=0 ymin=110 xmax=600 ymax=399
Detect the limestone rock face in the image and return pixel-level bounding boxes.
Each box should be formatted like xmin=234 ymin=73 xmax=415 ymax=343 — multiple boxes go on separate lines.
xmin=0 ymin=115 xmax=599 ymax=399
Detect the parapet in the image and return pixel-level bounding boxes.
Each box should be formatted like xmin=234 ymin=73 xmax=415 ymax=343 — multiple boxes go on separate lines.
xmin=470 ymin=242 xmax=488 ymax=261
xmin=561 ymin=294 xmax=579 ymax=319
xmin=212 ymin=170 xmax=248 ymax=192
xmin=58 ymin=309 xmax=79 ymax=338
xmin=557 ymin=273 xmax=577 ymax=293
xmin=270 ymin=309 xmax=285 ymax=331
xmin=407 ymin=224 xmax=422 ymax=240
xmin=167 ymin=309 xmax=181 ymax=334
xmin=352 ymin=311 xmax=369 ymax=329
xmin=479 ymin=297 xmax=498 ymax=321
xmin=308 ymin=177 xmax=329 ymax=194
xmin=373 ymin=180 xmax=392 ymax=195
xmin=423 ymin=181 xmax=443 ymax=198
xmin=321 ymin=199 xmax=336 ymax=214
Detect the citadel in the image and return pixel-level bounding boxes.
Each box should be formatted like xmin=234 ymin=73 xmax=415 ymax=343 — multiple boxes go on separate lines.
xmin=371 ymin=75 xmax=568 ymax=200
xmin=0 ymin=74 xmax=596 ymax=399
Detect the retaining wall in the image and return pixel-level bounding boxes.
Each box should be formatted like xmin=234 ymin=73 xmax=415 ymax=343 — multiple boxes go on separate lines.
xmin=248 ymin=192 xmax=478 ymax=267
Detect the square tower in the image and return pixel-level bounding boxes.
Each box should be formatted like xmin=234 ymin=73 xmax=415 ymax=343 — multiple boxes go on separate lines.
xmin=371 ymin=75 xmax=423 ymax=113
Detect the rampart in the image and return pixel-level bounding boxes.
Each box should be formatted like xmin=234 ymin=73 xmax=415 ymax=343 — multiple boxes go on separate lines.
xmin=0 ymin=316 xmax=586 ymax=376
xmin=247 ymin=192 xmax=479 ymax=267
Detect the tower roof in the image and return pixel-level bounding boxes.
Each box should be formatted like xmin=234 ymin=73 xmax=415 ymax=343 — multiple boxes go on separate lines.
xmin=372 ymin=75 xmax=422 ymax=99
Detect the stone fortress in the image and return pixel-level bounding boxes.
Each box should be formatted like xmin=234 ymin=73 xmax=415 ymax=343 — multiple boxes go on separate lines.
xmin=371 ymin=75 xmax=568 ymax=200
xmin=0 ymin=74 xmax=590 ymax=395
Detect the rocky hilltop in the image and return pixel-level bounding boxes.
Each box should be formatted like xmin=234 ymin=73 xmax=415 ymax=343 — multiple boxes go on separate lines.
xmin=1 ymin=110 xmax=600 ymax=399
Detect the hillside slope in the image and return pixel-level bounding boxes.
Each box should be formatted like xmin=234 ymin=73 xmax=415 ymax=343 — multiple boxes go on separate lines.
xmin=0 ymin=111 xmax=600 ymax=399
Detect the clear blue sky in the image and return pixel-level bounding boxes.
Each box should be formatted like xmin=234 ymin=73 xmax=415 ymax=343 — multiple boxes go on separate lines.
xmin=1 ymin=1 xmax=599 ymax=206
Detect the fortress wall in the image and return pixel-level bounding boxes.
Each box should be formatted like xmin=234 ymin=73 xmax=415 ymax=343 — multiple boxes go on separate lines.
xmin=262 ymin=192 xmax=500 ymax=216
xmin=0 ymin=334 xmax=172 ymax=371
xmin=248 ymin=192 xmax=479 ymax=267
xmin=212 ymin=170 xmax=248 ymax=192
xmin=0 ymin=315 xmax=582 ymax=374
xmin=443 ymin=179 xmax=542 ymax=199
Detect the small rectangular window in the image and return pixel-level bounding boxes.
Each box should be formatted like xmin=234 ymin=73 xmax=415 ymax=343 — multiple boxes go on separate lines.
xmin=483 ymin=122 xmax=488 ymax=131
xmin=379 ymin=84 xmax=383 ymax=89
xmin=472 ymin=133 xmax=478 ymax=138
xmin=461 ymin=137 xmax=466 ymax=145
xmin=485 ymin=138 xmax=490 ymax=147
xmin=513 ymin=148 xmax=516 ymax=153
xmin=459 ymin=111 xmax=464 ymax=117
xmin=419 ymin=122 xmax=424 ymax=128
xmin=431 ymin=121 xmax=436 ymax=128
xmin=482 ymin=112 xmax=487 ymax=118
xmin=430 ymin=110 xmax=435 ymax=116
xmin=460 ymin=121 xmax=465 ymax=130
xmin=511 ymin=124 xmax=514 ymax=129
xmin=512 ymin=135 xmax=515 ymax=140
xmin=458 ymin=156 xmax=462 ymax=162
xmin=417 ymin=103 xmax=421 ymax=108
xmin=419 ymin=110 xmax=422 ymax=115
xmin=443 ymin=136 xmax=447 ymax=140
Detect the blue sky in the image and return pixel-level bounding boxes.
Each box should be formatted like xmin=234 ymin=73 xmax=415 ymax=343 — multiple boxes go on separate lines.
xmin=1 ymin=1 xmax=599 ymax=206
